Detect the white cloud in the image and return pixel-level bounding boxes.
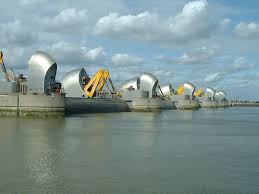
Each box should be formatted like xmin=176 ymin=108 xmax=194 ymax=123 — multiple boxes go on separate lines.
xmin=179 ymin=46 xmax=217 ymax=64
xmin=204 ymin=57 xmax=255 ymax=83
xmin=45 ymin=41 xmax=106 ymax=66
xmin=155 ymin=46 xmax=217 ymax=65
xmin=204 ymin=72 xmax=225 ymax=82
xmin=154 ymin=69 xmax=175 ymax=78
xmin=96 ymin=0 xmax=213 ymax=43
xmin=83 ymin=47 xmax=106 ymax=65
xmin=111 ymin=54 xmax=143 ymax=66
xmin=0 ymin=20 xmax=37 ymax=47
xmin=234 ymin=22 xmax=259 ymax=39
xmin=232 ymin=57 xmax=255 ymax=70
xmin=220 ymin=18 xmax=231 ymax=29
xmin=19 ymin=0 xmax=46 ymax=6
xmin=44 ymin=8 xmax=88 ymax=34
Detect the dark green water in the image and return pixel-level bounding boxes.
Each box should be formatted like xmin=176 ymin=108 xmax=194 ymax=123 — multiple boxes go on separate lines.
xmin=0 ymin=107 xmax=259 ymax=194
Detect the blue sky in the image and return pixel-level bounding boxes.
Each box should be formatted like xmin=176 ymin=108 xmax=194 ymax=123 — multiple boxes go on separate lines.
xmin=0 ymin=0 xmax=259 ymax=100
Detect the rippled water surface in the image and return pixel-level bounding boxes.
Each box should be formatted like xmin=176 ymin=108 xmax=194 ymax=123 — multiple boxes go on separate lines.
xmin=1 ymin=107 xmax=259 ymax=193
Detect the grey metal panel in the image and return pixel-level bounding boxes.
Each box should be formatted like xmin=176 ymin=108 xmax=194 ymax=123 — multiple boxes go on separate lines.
xmin=28 ymin=51 xmax=57 ymax=94
xmin=120 ymin=77 xmax=140 ymax=91
xmin=65 ymin=97 xmax=130 ymax=114
xmin=183 ymin=82 xmax=196 ymax=96
xmin=140 ymin=73 xmax=158 ymax=98
xmin=205 ymin=87 xmax=216 ymax=99
xmin=61 ymin=68 xmax=89 ymax=98
xmin=160 ymin=84 xmax=173 ymax=97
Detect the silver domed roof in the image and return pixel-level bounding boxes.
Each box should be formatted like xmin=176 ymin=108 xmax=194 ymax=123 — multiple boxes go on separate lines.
xmin=218 ymin=90 xmax=226 ymax=98
xmin=183 ymin=82 xmax=196 ymax=96
xmin=120 ymin=77 xmax=140 ymax=91
xmin=205 ymin=87 xmax=216 ymax=98
xmin=61 ymin=68 xmax=89 ymax=98
xmin=28 ymin=51 xmax=57 ymax=93
xmin=215 ymin=90 xmax=226 ymax=100
xmin=160 ymin=84 xmax=173 ymax=96
xmin=140 ymin=73 xmax=158 ymax=98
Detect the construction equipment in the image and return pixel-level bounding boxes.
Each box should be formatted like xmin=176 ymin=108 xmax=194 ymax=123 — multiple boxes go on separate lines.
xmin=0 ymin=51 xmax=10 ymax=82
xmin=97 ymin=70 xmax=110 ymax=91
xmin=176 ymin=84 xmax=184 ymax=95
xmin=194 ymin=88 xmax=204 ymax=97
xmin=83 ymin=68 xmax=116 ymax=98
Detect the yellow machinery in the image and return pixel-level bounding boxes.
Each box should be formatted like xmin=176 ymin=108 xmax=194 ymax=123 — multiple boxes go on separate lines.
xmin=0 ymin=51 xmax=3 ymax=64
xmin=0 ymin=51 xmax=10 ymax=82
xmin=176 ymin=84 xmax=184 ymax=95
xmin=83 ymin=68 xmax=116 ymax=98
xmin=194 ymin=88 xmax=204 ymax=97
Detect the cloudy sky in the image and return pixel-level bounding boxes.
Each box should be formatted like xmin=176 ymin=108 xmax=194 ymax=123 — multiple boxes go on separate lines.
xmin=1 ymin=0 xmax=259 ymax=100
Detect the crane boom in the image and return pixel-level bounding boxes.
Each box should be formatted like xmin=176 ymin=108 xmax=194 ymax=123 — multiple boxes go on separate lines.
xmin=0 ymin=51 xmax=10 ymax=82
xmin=194 ymin=88 xmax=204 ymax=97
xmin=97 ymin=70 xmax=110 ymax=91
xmin=176 ymin=84 xmax=184 ymax=95
xmin=83 ymin=68 xmax=118 ymax=98
xmin=83 ymin=69 xmax=104 ymax=97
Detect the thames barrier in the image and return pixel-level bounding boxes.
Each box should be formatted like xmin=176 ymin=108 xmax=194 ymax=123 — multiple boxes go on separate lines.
xmin=0 ymin=50 xmax=231 ymax=117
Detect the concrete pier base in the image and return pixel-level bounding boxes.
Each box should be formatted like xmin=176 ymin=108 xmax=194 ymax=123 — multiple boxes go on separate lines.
xmin=199 ymin=97 xmax=218 ymax=108
xmin=149 ymin=98 xmax=163 ymax=111
xmin=174 ymin=100 xmax=200 ymax=110
xmin=218 ymin=100 xmax=229 ymax=108
xmin=171 ymin=95 xmax=200 ymax=110
xmin=0 ymin=93 xmax=65 ymax=118
xmin=131 ymin=98 xmax=162 ymax=112
xmin=162 ymin=100 xmax=177 ymax=110
xmin=211 ymin=101 xmax=218 ymax=108
xmin=200 ymin=100 xmax=212 ymax=108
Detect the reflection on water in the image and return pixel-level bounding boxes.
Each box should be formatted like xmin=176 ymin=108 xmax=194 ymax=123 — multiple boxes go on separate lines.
xmin=1 ymin=108 xmax=259 ymax=193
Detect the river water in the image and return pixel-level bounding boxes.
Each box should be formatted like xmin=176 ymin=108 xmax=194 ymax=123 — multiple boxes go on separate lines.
xmin=0 ymin=107 xmax=259 ymax=194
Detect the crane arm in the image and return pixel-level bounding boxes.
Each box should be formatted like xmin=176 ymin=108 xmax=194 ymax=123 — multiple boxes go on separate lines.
xmin=176 ymin=84 xmax=184 ymax=95
xmin=97 ymin=70 xmax=110 ymax=91
xmin=0 ymin=51 xmax=10 ymax=82
xmin=0 ymin=51 xmax=3 ymax=64
xmin=194 ymin=88 xmax=204 ymax=97
xmin=83 ymin=68 xmax=118 ymax=98
xmin=83 ymin=69 xmax=104 ymax=97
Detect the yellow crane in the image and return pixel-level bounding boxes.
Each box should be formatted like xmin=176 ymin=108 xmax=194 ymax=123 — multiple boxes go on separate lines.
xmin=194 ymin=88 xmax=204 ymax=97
xmin=83 ymin=68 xmax=116 ymax=98
xmin=176 ymin=84 xmax=184 ymax=95
xmin=97 ymin=70 xmax=110 ymax=91
xmin=0 ymin=51 xmax=10 ymax=82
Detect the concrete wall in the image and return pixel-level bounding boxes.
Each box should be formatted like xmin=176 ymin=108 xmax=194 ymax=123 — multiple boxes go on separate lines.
xmin=171 ymin=95 xmax=200 ymax=110
xmin=198 ymin=96 xmax=218 ymax=108
xmin=162 ymin=100 xmax=176 ymax=110
xmin=218 ymin=99 xmax=229 ymax=107
xmin=131 ymin=98 xmax=162 ymax=112
xmin=0 ymin=93 xmax=65 ymax=117
xmin=0 ymin=94 xmax=18 ymax=117
xmin=122 ymin=90 xmax=149 ymax=101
